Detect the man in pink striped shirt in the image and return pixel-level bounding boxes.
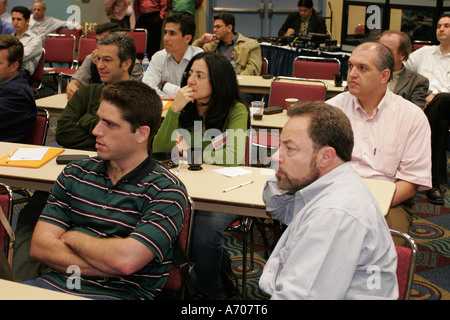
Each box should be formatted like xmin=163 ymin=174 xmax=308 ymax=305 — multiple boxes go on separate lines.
xmin=327 ymin=42 xmax=432 ymax=245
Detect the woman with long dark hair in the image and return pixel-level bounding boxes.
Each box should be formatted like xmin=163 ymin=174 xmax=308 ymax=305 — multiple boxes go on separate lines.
xmin=152 ymin=51 xmax=248 ymax=298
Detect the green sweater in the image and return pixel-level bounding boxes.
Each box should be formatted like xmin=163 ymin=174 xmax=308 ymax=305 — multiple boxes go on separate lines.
xmin=152 ymin=101 xmax=248 ymax=166
xmin=56 ymin=84 xmax=104 ymax=151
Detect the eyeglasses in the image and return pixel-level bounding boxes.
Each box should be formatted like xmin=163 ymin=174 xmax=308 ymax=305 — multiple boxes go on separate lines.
xmin=184 ymin=71 xmax=209 ymax=81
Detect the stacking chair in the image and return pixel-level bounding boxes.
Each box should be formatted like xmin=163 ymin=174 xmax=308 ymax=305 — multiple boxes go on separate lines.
xmin=293 ymin=56 xmax=341 ymax=80
xmin=252 ymin=76 xmax=327 ymax=150
xmin=159 ymin=197 xmax=195 ymax=299
xmin=0 ymin=183 xmax=14 ymax=268
xmin=60 ymin=36 xmax=97 ymax=80
xmin=30 ymin=48 xmax=46 ymax=96
xmin=57 ymin=28 xmax=82 ymax=52
xmin=125 ymin=28 xmax=148 ymax=59
xmin=260 ymin=57 xmax=269 ymax=76
xmin=390 ymin=229 xmax=418 ymax=300
xmin=26 ymin=108 xmax=50 ymax=146
xmin=43 ymin=34 xmax=76 ymax=93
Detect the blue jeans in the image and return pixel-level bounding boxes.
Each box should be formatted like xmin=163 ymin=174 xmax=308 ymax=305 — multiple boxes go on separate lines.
xmin=190 ymin=210 xmax=235 ymax=295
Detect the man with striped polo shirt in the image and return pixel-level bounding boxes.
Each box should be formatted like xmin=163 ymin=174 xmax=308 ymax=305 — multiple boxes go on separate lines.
xmin=27 ymin=81 xmax=189 ymax=300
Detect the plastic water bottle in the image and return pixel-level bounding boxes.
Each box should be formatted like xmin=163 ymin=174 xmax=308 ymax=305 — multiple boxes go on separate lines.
xmin=142 ymin=53 xmax=149 ymax=72
xmin=230 ymin=56 xmax=237 ymax=75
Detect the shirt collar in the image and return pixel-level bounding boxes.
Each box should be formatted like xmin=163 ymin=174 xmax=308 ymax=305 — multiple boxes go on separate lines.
xmin=352 ymin=89 xmax=391 ymax=119
xmin=98 ymin=151 xmax=157 ymax=185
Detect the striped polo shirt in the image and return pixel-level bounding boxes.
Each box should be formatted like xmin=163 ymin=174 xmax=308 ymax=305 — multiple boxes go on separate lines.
xmin=38 ymin=154 xmax=188 ymax=300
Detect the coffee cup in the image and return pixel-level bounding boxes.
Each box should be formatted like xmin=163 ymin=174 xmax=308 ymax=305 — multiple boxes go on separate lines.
xmin=188 ymin=147 xmax=203 ymax=171
xmin=251 ymin=101 xmax=264 ymax=120
xmin=285 ymin=98 xmax=299 ymax=111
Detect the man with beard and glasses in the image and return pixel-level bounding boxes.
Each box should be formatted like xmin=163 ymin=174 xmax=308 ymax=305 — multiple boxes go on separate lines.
xmin=259 ymin=102 xmax=398 ymax=300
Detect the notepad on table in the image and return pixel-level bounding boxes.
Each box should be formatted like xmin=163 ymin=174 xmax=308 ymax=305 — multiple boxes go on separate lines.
xmin=0 ymin=147 xmax=65 ymax=168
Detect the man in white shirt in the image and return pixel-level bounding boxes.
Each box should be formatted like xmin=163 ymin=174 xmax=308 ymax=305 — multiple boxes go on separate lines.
xmin=29 ymin=0 xmax=82 ymax=42
xmin=404 ymin=13 xmax=450 ymax=205
xmin=142 ymin=13 xmax=202 ymax=99
xmin=11 ymin=6 xmax=42 ymax=84
xmin=327 ymin=42 xmax=432 ymax=245
xmin=259 ymin=102 xmax=398 ymax=300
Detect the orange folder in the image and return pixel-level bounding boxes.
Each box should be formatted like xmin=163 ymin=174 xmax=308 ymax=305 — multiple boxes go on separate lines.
xmin=0 ymin=147 xmax=65 ymax=168
xmin=162 ymin=100 xmax=173 ymax=111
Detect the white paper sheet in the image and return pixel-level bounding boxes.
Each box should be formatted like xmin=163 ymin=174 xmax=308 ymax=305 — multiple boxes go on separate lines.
xmin=213 ymin=167 xmax=252 ymax=178
xmin=10 ymin=147 xmax=49 ymax=161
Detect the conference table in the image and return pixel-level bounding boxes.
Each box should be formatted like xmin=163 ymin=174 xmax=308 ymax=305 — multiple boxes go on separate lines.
xmin=35 ymin=76 xmax=345 ymax=117
xmin=0 ymin=279 xmax=89 ymax=300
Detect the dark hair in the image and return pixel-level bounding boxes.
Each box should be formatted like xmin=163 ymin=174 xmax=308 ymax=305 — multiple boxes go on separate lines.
xmin=179 ymin=52 xmax=243 ymax=131
xmin=297 ymin=0 xmax=314 ymax=9
xmin=97 ymin=32 xmax=136 ymax=75
xmin=95 ymin=22 xmax=120 ymax=35
xmin=11 ymin=6 xmax=31 ymax=20
xmin=0 ymin=34 xmax=24 ymax=69
xmin=288 ymin=101 xmax=354 ymax=162
xmin=213 ymin=12 xmax=235 ymax=33
xmin=438 ymin=13 xmax=450 ymax=20
xmin=101 ymin=81 xmax=162 ymax=142
xmin=380 ymin=30 xmax=412 ymax=61
xmin=166 ymin=12 xmax=196 ymax=44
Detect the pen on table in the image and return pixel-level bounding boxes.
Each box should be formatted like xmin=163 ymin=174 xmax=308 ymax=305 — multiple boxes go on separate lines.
xmin=175 ymin=162 xmax=181 ymax=176
xmin=223 ymin=180 xmax=254 ymax=193
xmin=5 ymin=152 xmax=13 ymax=164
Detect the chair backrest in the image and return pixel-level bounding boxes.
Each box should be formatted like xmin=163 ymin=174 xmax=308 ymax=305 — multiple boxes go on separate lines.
xmin=77 ymin=36 xmax=97 ymax=66
xmin=268 ymin=76 xmax=327 ymax=108
xmin=44 ymin=34 xmax=76 ymax=66
xmin=0 ymin=183 xmax=13 ymax=255
xmin=261 ymin=57 xmax=269 ymax=76
xmin=57 ymin=28 xmax=82 ymax=51
xmin=355 ymin=24 xmax=365 ymax=35
xmin=390 ymin=229 xmax=418 ymax=300
xmin=26 ymin=108 xmax=50 ymax=146
xmin=30 ymin=48 xmax=45 ymax=91
xmin=413 ymin=40 xmax=432 ymax=51
xmin=163 ymin=197 xmax=195 ymax=296
xmin=293 ymin=56 xmax=340 ymax=80
xmin=125 ymin=28 xmax=148 ymax=58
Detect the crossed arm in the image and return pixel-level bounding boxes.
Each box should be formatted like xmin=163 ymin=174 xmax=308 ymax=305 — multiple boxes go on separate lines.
xmin=30 ymin=221 xmax=155 ymax=277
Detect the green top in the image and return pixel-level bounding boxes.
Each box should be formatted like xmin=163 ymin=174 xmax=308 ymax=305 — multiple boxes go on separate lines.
xmin=56 ymin=84 xmax=104 ymax=151
xmin=152 ymin=101 xmax=248 ymax=166
xmin=172 ymin=0 xmax=195 ymax=16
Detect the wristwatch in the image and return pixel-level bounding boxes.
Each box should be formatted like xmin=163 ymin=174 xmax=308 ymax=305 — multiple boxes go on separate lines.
xmin=432 ymin=89 xmax=440 ymax=95
xmin=158 ymin=81 xmax=167 ymax=91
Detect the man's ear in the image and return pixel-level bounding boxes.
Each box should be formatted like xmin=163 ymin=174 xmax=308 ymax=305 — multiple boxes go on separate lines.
xmin=122 ymin=58 xmax=132 ymax=72
xmin=380 ymin=69 xmax=391 ymax=84
xmin=316 ymin=146 xmax=336 ymax=169
xmin=135 ymin=125 xmax=151 ymax=144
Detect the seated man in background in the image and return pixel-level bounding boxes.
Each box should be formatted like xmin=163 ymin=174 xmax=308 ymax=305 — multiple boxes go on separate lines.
xmin=56 ymin=32 xmax=137 ymax=150
xmin=29 ymin=0 xmax=82 ymax=42
xmin=0 ymin=34 xmax=36 ymax=143
xmin=27 ymin=80 xmax=188 ymax=300
xmin=143 ymin=12 xmax=203 ymax=99
xmin=260 ymin=102 xmax=398 ymax=299
xmin=327 ymin=42 xmax=432 ymax=245
xmin=379 ymin=30 xmax=429 ymax=109
xmin=11 ymin=6 xmax=42 ymax=85
xmin=66 ymin=22 xmax=143 ymax=100
xmin=193 ymin=12 xmax=261 ymax=76
xmin=278 ymin=0 xmax=327 ymax=37
xmin=404 ymin=13 xmax=450 ymax=205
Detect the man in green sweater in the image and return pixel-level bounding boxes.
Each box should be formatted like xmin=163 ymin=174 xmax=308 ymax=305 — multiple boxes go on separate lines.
xmin=56 ymin=31 xmax=137 ymax=150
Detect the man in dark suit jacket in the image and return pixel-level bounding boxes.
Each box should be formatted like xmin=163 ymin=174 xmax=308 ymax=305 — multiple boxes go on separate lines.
xmin=379 ymin=31 xmax=429 ymax=110
xmin=278 ymin=0 xmax=327 ymax=37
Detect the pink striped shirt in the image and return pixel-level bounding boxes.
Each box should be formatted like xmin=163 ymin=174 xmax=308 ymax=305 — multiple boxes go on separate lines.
xmin=327 ymin=90 xmax=432 ymax=190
